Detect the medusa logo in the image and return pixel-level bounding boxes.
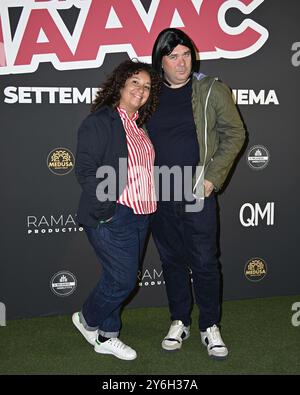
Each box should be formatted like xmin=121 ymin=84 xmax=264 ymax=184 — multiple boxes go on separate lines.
xmin=47 ymin=148 xmax=74 ymax=175
xmin=0 ymin=0 xmax=268 ymax=75
xmin=244 ymin=258 xmax=267 ymax=282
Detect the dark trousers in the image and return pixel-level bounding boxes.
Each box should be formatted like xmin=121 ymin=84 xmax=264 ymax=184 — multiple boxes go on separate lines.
xmin=151 ymin=193 xmax=220 ymax=331
xmin=81 ymin=203 xmax=149 ymax=338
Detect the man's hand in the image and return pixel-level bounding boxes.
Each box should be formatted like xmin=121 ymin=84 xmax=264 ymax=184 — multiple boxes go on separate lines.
xmin=204 ymin=179 xmax=215 ymax=197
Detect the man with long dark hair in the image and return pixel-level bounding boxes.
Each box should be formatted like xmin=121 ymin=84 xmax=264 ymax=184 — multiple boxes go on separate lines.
xmin=147 ymin=28 xmax=245 ymax=359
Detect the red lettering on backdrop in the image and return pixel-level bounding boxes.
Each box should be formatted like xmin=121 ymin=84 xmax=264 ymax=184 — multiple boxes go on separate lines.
xmin=15 ymin=8 xmax=73 ymax=65
xmin=0 ymin=0 xmax=268 ymax=74
xmin=147 ymin=0 xmax=262 ymax=54
xmin=75 ymin=0 xmax=211 ymax=58
xmin=71 ymin=0 xmax=264 ymax=60
xmin=75 ymin=0 xmax=149 ymax=60
xmin=141 ymin=0 xmax=204 ymax=56
xmin=0 ymin=18 xmax=7 ymax=67
xmin=192 ymin=0 xmax=262 ymax=53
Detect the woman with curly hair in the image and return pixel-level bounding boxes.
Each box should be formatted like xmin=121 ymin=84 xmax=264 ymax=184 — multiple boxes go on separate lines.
xmin=73 ymin=59 xmax=161 ymax=360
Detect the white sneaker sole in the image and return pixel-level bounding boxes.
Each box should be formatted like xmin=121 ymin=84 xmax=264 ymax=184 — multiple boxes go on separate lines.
xmin=207 ymin=350 xmax=228 ymax=360
xmin=72 ymin=313 xmax=97 ymax=346
xmin=201 ymin=338 xmax=228 ymax=360
xmin=94 ymin=344 xmax=137 ymax=360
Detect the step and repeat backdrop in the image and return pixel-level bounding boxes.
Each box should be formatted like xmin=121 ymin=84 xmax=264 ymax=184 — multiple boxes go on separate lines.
xmin=1 ymin=0 xmax=299 ymax=320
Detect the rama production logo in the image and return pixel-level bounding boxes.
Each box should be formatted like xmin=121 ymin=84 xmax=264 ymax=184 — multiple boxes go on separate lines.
xmin=50 ymin=271 xmax=77 ymax=297
xmin=47 ymin=148 xmax=75 ymax=175
xmin=27 ymin=213 xmax=83 ymax=235
xmin=244 ymin=258 xmax=267 ymax=282
xmin=137 ymin=268 xmax=165 ymax=287
xmin=247 ymin=145 xmax=270 ymax=170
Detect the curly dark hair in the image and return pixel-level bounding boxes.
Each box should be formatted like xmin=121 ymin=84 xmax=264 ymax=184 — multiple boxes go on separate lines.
xmin=91 ymin=59 xmax=161 ymax=126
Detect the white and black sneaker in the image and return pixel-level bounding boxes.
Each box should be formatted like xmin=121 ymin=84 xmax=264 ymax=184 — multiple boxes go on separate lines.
xmin=200 ymin=324 xmax=228 ymax=359
xmin=72 ymin=312 xmax=98 ymax=346
xmin=94 ymin=337 xmax=137 ymax=360
xmin=162 ymin=320 xmax=190 ymax=351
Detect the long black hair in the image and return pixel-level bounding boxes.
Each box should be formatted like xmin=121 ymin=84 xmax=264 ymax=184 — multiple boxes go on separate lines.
xmin=92 ymin=59 xmax=161 ymax=127
xmin=152 ymin=28 xmax=198 ymax=78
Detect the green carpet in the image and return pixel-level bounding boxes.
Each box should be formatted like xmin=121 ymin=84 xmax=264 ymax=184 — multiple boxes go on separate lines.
xmin=1 ymin=295 xmax=300 ymax=375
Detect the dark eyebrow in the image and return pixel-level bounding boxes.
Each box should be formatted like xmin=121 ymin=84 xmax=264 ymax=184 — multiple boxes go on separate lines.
xmin=169 ymin=49 xmax=191 ymax=57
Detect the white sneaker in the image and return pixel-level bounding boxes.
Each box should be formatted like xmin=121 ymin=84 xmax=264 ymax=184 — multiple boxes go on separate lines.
xmin=94 ymin=337 xmax=137 ymax=361
xmin=162 ymin=320 xmax=190 ymax=351
xmin=200 ymin=324 xmax=228 ymax=359
xmin=72 ymin=312 xmax=98 ymax=346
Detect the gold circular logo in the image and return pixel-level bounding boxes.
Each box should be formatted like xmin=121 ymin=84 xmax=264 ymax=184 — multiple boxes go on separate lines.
xmin=244 ymin=258 xmax=267 ymax=282
xmin=47 ymin=148 xmax=74 ymax=175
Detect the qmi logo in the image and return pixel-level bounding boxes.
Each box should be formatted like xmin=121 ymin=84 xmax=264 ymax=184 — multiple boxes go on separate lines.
xmin=0 ymin=302 xmax=6 ymax=326
xmin=240 ymin=202 xmax=275 ymax=227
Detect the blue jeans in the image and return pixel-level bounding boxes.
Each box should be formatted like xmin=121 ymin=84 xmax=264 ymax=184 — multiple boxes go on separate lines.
xmin=151 ymin=193 xmax=220 ymax=331
xmin=80 ymin=203 xmax=149 ymax=337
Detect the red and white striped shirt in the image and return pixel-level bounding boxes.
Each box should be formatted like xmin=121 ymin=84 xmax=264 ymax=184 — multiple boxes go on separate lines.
xmin=117 ymin=107 xmax=157 ymax=214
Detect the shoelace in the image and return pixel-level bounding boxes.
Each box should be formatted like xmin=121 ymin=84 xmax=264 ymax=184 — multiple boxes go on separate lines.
xmin=206 ymin=325 xmax=225 ymax=347
xmin=108 ymin=338 xmax=127 ymax=350
xmin=167 ymin=322 xmax=184 ymax=338
xmin=209 ymin=325 xmax=220 ymax=340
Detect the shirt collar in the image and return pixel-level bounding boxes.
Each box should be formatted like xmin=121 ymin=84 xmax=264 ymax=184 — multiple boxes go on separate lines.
xmin=117 ymin=106 xmax=139 ymax=122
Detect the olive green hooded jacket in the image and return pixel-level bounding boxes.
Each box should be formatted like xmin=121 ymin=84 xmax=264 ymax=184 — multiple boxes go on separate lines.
xmin=191 ymin=73 xmax=246 ymax=197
